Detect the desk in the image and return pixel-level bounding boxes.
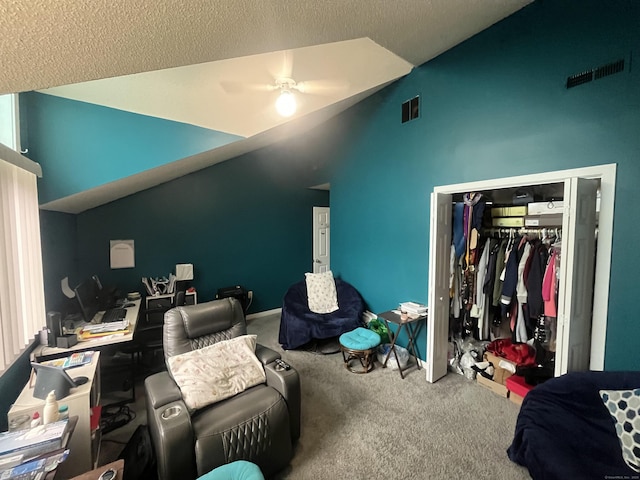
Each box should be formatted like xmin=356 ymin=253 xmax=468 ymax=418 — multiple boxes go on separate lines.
xmin=34 ymin=300 xmax=141 ymax=359
xmin=8 ymin=355 xmax=100 ymax=478
xmin=377 ymin=310 xmax=425 ymax=379
xmin=33 ymin=300 xmax=141 ymax=405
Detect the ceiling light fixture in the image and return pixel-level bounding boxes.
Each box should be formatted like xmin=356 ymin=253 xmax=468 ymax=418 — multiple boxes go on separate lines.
xmin=275 ymin=89 xmax=296 ymax=117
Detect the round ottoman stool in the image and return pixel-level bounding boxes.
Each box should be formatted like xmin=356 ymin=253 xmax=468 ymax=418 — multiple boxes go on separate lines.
xmin=339 ymin=327 xmax=381 ymax=373
xmin=197 ymin=460 xmax=265 ymax=480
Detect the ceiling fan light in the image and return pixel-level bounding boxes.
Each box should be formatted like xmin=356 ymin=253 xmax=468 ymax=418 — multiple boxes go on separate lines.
xmin=276 ymin=90 xmax=296 ymax=117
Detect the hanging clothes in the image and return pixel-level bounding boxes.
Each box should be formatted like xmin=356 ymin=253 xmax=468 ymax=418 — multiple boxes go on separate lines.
xmin=500 ymin=235 xmax=523 ymax=313
xmin=514 ymin=241 xmax=532 ymax=343
xmin=473 ymin=238 xmax=491 ymax=339
xmin=542 ymin=249 xmax=559 ymax=318
xmin=453 ymin=203 xmax=466 ymax=258
xmin=492 ymin=239 xmax=507 ymax=307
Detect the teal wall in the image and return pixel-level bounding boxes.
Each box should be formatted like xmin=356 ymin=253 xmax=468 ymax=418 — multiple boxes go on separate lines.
xmin=24 ymin=96 xmax=331 ymax=314
xmin=39 ymin=211 xmax=78 ymax=315
xmin=328 ymin=0 xmax=640 ymax=369
xmin=6 ymin=1 xmax=637 ymax=424
xmin=73 ymin=146 xmax=331 ymax=312
xmin=23 ymin=93 xmax=243 ymax=204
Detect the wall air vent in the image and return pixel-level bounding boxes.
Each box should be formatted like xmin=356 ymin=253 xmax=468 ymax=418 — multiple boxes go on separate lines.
xmin=402 ymin=95 xmax=420 ymax=123
xmin=594 ymin=59 xmax=625 ymax=80
xmin=566 ymin=70 xmax=593 ymax=89
xmin=566 ymin=58 xmax=625 ymax=89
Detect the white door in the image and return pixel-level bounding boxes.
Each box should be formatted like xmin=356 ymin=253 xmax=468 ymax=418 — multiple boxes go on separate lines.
xmin=313 ymin=207 xmax=330 ymax=273
xmin=555 ymin=177 xmax=598 ymax=376
xmin=427 ymin=192 xmax=452 ymax=383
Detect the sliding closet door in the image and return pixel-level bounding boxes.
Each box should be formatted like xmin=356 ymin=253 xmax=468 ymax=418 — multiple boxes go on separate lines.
xmin=427 ymin=192 xmax=452 ymax=383
xmin=555 ymin=177 xmax=599 ymax=376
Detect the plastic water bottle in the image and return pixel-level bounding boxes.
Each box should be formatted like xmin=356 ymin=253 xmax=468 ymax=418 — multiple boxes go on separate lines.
xmin=43 ymin=391 xmax=60 ymax=424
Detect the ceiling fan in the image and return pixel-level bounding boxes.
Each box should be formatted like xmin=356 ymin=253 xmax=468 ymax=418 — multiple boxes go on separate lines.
xmin=219 ymin=51 xmax=349 ymax=118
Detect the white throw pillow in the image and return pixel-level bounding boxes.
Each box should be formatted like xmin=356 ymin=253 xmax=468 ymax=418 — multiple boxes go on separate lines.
xmin=600 ymin=388 xmax=640 ymax=473
xmin=168 ymin=334 xmax=266 ymax=411
xmin=305 ymin=271 xmax=339 ymax=314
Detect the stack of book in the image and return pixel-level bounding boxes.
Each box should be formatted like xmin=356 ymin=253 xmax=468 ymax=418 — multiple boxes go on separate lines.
xmin=0 ymin=419 xmax=70 ymax=475
xmin=399 ymin=302 xmax=427 ymax=318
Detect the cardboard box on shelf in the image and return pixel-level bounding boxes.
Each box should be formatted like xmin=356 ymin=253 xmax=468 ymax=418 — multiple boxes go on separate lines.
xmin=527 ymin=201 xmax=564 ymax=215
xmin=524 ymin=214 xmax=563 ymax=227
xmin=491 ymin=206 xmax=528 ymax=217
xmin=491 ymin=217 xmax=524 ymax=227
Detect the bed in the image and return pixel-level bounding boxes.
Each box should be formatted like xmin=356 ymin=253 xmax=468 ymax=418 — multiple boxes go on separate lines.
xmin=278 ymin=278 xmax=364 ymax=350
xmin=507 ymin=370 xmax=640 ymax=479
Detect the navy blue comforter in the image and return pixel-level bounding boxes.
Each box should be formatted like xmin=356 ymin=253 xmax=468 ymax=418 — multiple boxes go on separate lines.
xmin=278 ymin=278 xmax=364 ymax=350
xmin=507 ymin=370 xmax=640 ymax=479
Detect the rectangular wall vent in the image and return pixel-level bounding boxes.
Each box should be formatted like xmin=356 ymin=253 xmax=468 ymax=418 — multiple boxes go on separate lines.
xmin=594 ymin=59 xmax=625 ymax=80
xmin=566 ymin=70 xmax=593 ymax=89
xmin=402 ymin=95 xmax=420 ymax=123
xmin=566 ymin=58 xmax=625 ymax=89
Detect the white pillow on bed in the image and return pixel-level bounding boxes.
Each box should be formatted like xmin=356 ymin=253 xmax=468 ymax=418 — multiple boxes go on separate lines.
xmin=600 ymin=388 xmax=640 ymax=473
xmin=305 ymin=271 xmax=339 ymax=314
xmin=168 ymin=334 xmax=266 ymax=412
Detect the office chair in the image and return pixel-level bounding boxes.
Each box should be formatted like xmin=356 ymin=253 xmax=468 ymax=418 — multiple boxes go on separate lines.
xmin=122 ymin=286 xmax=189 ymax=382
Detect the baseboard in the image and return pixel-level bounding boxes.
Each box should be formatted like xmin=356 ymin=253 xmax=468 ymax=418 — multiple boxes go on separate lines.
xmin=247 ymin=308 xmax=282 ymax=320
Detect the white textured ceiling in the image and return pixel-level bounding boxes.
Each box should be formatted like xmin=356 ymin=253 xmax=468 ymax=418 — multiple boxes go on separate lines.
xmin=0 ymin=0 xmax=532 ymax=213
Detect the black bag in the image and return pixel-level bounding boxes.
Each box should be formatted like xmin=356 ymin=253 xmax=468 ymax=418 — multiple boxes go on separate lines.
xmin=118 ymin=425 xmax=156 ymax=480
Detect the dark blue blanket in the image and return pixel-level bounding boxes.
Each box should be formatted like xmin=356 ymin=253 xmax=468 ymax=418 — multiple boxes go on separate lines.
xmin=507 ymin=371 xmax=640 ymax=480
xmin=278 ymin=278 xmax=364 ymax=350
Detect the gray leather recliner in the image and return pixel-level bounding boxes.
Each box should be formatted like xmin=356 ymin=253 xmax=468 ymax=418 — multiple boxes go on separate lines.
xmin=144 ymin=298 xmax=301 ymax=480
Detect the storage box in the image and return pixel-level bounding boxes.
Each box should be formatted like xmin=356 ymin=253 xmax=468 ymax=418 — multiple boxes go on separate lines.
xmin=506 ymin=375 xmax=535 ymax=406
xmin=476 ymin=374 xmax=509 ymax=398
xmin=484 ymin=352 xmax=517 ymax=385
xmin=527 ymin=201 xmax=564 ymax=215
xmin=491 ymin=217 xmax=524 ymax=227
xmin=524 ymin=214 xmax=563 ymax=227
xmin=491 ymin=206 xmax=527 ymax=217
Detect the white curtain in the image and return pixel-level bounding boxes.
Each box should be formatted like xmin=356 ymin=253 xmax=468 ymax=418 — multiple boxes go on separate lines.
xmin=0 ymin=158 xmax=46 ymax=371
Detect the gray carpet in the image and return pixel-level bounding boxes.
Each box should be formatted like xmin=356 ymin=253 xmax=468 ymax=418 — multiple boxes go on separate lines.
xmin=99 ymin=313 xmax=532 ymax=479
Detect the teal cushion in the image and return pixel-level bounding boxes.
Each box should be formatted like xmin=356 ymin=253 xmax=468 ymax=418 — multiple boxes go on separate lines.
xmin=197 ymin=460 xmax=265 ymax=480
xmin=339 ymin=327 xmax=381 ymax=350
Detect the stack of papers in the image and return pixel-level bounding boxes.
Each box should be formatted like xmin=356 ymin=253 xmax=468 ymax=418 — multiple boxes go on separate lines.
xmin=399 ymin=302 xmax=427 ymax=317
xmin=80 ymin=320 xmax=130 ymax=339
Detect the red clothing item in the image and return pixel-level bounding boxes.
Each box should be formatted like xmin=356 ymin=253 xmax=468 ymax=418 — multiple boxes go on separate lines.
xmin=486 ymin=338 xmax=536 ymax=366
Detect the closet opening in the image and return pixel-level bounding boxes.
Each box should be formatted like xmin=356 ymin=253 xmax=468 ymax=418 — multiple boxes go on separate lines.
xmin=427 ymin=164 xmax=616 ymax=384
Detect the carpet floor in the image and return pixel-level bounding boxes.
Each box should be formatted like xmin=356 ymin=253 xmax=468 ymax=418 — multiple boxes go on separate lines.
xmin=98 ymin=312 xmax=532 ymax=479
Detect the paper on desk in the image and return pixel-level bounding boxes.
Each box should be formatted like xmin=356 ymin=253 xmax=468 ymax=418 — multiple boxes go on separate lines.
xmin=82 ymin=320 xmax=129 ymax=333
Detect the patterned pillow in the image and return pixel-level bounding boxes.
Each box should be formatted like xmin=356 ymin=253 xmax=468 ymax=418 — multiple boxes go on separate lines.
xmin=305 ymin=271 xmax=339 ymax=314
xmin=600 ymin=388 xmax=640 ymax=472
xmin=168 ymin=335 xmax=266 ymax=412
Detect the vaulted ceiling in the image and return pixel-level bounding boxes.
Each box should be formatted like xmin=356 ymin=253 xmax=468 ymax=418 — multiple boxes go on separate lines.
xmin=0 ymin=0 xmax=531 ymax=212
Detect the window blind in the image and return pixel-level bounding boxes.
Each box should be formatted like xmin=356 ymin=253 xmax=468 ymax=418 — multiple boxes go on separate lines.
xmin=0 ymin=158 xmax=46 ymax=372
